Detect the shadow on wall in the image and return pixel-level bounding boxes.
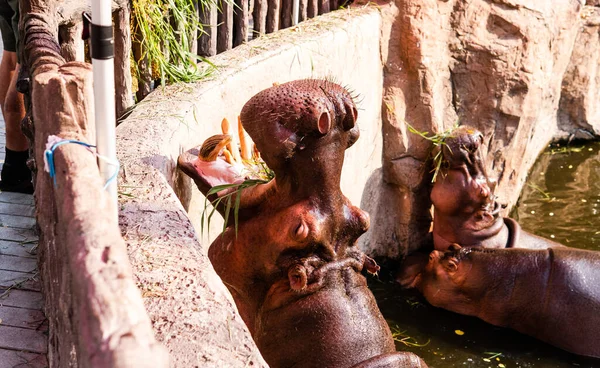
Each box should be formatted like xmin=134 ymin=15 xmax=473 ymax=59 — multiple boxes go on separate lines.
xmin=360 ymin=168 xmax=432 ymax=260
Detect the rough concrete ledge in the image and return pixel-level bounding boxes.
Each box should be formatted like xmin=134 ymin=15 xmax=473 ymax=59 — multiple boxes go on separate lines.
xmin=33 ymin=63 xmax=167 ymax=367
xmin=116 ymin=6 xmax=384 ymax=366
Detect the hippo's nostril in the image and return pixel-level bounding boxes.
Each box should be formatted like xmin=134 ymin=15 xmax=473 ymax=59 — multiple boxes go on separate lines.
xmin=342 ymin=104 xmax=358 ymax=131
xmin=318 ymin=111 xmax=331 ymax=135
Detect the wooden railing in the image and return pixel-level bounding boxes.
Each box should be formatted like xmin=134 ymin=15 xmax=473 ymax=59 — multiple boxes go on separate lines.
xmin=49 ymin=0 xmax=347 ymax=117
xmin=198 ymin=0 xmax=346 ymax=56
xmin=19 ymin=1 xmax=169 ymax=366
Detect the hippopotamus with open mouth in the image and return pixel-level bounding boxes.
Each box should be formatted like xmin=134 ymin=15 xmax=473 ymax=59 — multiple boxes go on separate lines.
xmin=431 ymin=126 xmax=563 ymax=250
xmin=178 ymin=79 xmax=427 ymax=368
xmin=400 ymin=244 xmax=600 ymax=359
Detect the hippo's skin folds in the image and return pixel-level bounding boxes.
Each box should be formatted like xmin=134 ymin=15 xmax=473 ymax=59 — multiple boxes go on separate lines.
xmin=178 ymin=80 xmax=427 ymax=368
xmin=402 ymin=245 xmax=600 ymax=359
xmin=431 ymin=126 xmax=563 ymax=250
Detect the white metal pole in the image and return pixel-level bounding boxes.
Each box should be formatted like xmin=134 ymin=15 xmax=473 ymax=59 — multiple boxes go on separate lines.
xmin=292 ymin=0 xmax=299 ymax=25
xmin=90 ymin=0 xmax=118 ymax=210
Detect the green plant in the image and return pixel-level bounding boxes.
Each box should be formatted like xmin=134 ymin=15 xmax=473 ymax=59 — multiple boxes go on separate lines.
xmin=526 ymin=183 xmax=555 ymax=202
xmin=200 ymin=158 xmax=275 ymax=238
xmin=482 ymin=352 xmax=504 ymax=363
xmin=405 ymin=122 xmax=458 ymax=183
xmin=202 ymin=178 xmax=271 ymax=238
xmin=132 ymin=0 xmax=220 ymax=85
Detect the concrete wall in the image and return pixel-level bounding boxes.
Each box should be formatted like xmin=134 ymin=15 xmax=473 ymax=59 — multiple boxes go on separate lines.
xmin=116 ymin=7 xmax=384 ymax=366
xmin=180 ymin=8 xmax=384 ymax=246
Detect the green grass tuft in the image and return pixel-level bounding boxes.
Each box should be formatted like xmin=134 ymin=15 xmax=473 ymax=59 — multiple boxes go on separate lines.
xmin=200 ymin=161 xmax=275 ymax=238
xmin=132 ymin=0 xmax=226 ymax=85
xmin=405 ymin=122 xmax=458 ymax=183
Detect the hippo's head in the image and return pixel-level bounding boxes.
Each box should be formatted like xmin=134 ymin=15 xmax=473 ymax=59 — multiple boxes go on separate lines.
xmin=240 ymin=79 xmax=360 ymax=187
xmin=178 ymin=80 xmax=423 ymax=368
xmin=430 ymin=126 xmax=506 ymax=250
xmin=441 ymin=126 xmax=485 ymax=170
xmin=431 ymin=126 xmax=498 ymax=216
xmin=397 ymin=245 xmax=486 ymax=316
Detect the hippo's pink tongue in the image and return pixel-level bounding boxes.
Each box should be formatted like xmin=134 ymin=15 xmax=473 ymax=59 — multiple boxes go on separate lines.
xmin=193 ymin=157 xmax=244 ymax=188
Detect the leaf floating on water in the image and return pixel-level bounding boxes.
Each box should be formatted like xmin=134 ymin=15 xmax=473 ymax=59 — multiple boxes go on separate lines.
xmin=390 ymin=325 xmax=431 ymax=347
xmin=454 ymin=329 xmax=465 ymax=336
xmin=498 ymin=364 xmax=506 ymax=368
xmin=483 ymin=352 xmax=503 ymax=360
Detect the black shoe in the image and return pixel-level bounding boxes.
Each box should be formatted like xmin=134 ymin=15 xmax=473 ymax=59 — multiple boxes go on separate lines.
xmin=0 ymin=176 xmax=34 ymax=194
xmin=0 ymin=149 xmax=34 ymax=194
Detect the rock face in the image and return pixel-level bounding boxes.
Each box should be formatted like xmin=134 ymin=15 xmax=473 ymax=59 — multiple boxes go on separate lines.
xmin=368 ymin=0 xmax=584 ymax=259
xmin=558 ymin=5 xmax=600 ymax=139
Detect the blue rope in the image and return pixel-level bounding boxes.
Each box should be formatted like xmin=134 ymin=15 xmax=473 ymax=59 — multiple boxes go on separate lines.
xmin=44 ymin=139 xmax=119 ymax=190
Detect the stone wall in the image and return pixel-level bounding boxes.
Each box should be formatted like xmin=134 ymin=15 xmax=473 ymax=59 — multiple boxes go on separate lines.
xmin=558 ymin=5 xmax=600 ymax=139
xmin=366 ymin=0 xmax=587 ymax=259
xmin=115 ymin=7 xmax=384 ymax=366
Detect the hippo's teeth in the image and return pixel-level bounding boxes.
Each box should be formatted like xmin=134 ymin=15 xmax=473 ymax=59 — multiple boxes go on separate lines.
xmin=198 ymin=134 xmax=232 ymax=162
xmin=364 ymin=255 xmax=380 ymax=275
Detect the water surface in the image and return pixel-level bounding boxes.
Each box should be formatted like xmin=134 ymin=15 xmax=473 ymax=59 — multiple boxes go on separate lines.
xmin=512 ymin=141 xmax=600 ymax=251
xmin=373 ymin=141 xmax=600 ymax=367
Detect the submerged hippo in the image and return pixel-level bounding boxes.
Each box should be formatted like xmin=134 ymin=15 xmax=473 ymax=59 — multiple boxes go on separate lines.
xmin=431 ymin=126 xmax=563 ymax=250
xmin=179 ymin=79 xmax=427 ymax=368
xmin=400 ymin=245 xmax=600 ymax=359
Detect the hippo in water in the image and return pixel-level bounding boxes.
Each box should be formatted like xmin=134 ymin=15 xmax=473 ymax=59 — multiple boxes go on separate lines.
xmin=178 ymin=79 xmax=427 ymax=368
xmin=431 ymin=126 xmax=563 ymax=250
xmin=399 ymin=244 xmax=600 ymax=359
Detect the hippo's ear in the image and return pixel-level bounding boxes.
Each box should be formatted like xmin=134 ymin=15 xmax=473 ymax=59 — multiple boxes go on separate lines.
xmin=444 ymin=257 xmax=459 ymax=273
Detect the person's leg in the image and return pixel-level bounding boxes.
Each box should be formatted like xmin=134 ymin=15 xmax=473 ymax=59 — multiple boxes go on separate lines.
xmin=4 ymin=63 xmax=26 ymax=151
xmin=0 ymin=61 xmax=31 ymax=193
xmin=0 ymin=49 xmax=15 ymax=110
xmin=0 ymin=0 xmax=33 ymax=194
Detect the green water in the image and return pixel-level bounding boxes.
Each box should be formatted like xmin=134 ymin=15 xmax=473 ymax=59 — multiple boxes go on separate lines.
xmin=512 ymin=141 xmax=600 ymax=251
xmin=372 ymin=141 xmax=600 ymax=368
